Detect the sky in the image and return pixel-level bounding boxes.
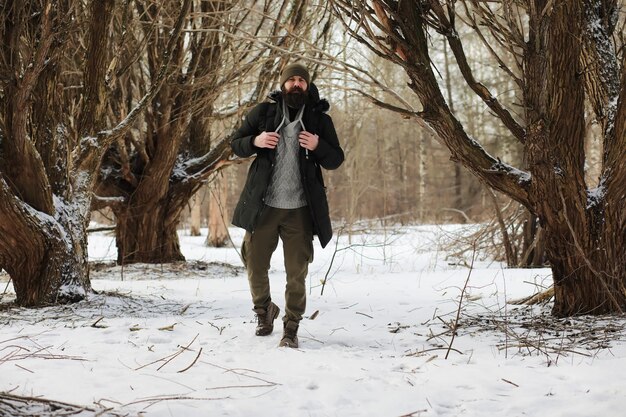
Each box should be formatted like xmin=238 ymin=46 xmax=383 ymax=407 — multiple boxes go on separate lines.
xmin=1 ymin=224 xmax=626 ymax=417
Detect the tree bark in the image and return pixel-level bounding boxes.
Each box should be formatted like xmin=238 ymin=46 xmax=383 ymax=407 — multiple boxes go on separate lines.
xmin=206 ymin=174 xmax=229 ymax=247
xmin=522 ymin=1 xmax=621 ymax=316
xmin=0 ymin=179 xmax=90 ymax=306
xmin=115 ymin=199 xmax=186 ymax=264
xmin=190 ymin=192 xmax=202 ymax=237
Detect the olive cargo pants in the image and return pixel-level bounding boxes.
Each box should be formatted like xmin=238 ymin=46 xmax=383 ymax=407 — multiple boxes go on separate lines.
xmin=242 ymin=206 xmax=313 ymax=322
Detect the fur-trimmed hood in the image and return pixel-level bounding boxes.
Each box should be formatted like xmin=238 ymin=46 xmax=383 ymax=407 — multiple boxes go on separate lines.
xmin=267 ymin=82 xmax=330 ymax=113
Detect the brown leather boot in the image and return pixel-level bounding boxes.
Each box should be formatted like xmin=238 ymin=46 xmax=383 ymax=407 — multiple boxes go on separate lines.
xmin=278 ymin=320 xmax=299 ymax=348
xmin=253 ymin=302 xmax=280 ymax=336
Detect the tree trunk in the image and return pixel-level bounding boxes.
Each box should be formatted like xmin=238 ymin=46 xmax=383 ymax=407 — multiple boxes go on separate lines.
xmin=0 ymin=180 xmax=90 ymax=306
xmin=11 ymin=232 xmax=90 ymax=306
xmin=190 ymin=192 xmax=202 ymax=237
xmin=115 ymin=200 xmax=185 ymax=264
xmin=417 ymin=130 xmax=428 ymax=221
xmin=522 ymin=2 xmax=619 ymax=316
xmin=97 ymin=139 xmax=234 ymax=265
xmin=206 ymin=174 xmax=229 ymax=247
xmin=547 ymin=230 xmax=625 ymax=317
xmin=520 ymin=211 xmax=545 ymax=267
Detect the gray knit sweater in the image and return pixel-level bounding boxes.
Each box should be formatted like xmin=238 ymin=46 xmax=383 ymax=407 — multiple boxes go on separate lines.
xmin=265 ymin=102 xmax=307 ymax=209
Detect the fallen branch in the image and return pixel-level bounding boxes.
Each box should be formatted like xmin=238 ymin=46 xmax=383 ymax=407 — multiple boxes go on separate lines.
xmin=204 ymin=361 xmax=281 ymax=386
xmin=122 ymin=394 xmax=230 ymax=409
xmin=178 ymin=347 xmax=203 ymax=373
xmin=501 ymin=378 xmax=519 ymax=387
xmin=135 ymin=334 xmax=198 ymax=371
xmin=0 ymin=392 xmax=126 ymax=417
xmin=508 ymin=286 xmax=554 ymax=305
xmin=407 ymin=347 xmax=463 ymax=356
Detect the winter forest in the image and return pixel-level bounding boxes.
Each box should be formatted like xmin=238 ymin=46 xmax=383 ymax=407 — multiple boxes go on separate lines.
xmin=1 ymin=1 xmax=626 ymax=416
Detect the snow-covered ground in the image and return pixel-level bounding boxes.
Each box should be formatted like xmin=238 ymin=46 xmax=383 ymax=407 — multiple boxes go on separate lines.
xmin=2 ymin=225 xmax=626 ymax=416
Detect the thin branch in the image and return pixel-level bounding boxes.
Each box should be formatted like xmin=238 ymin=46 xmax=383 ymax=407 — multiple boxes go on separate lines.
xmin=430 ymin=1 xmax=526 ymax=142
xmin=445 ymin=243 xmax=476 ymax=359
xmin=0 ymin=392 xmax=127 ymax=417
xmin=177 ymin=347 xmax=202 ymax=373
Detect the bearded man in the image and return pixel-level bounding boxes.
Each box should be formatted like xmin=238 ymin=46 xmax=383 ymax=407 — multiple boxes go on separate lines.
xmin=230 ymin=63 xmax=344 ymax=348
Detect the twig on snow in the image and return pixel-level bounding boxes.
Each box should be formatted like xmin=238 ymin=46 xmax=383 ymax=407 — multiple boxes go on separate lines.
xmin=203 ymin=361 xmax=281 ymax=386
xmin=207 ymin=321 xmax=226 ymax=334
xmin=398 ymin=410 xmax=428 ymax=417
xmin=501 ymin=378 xmax=519 ymax=387
xmin=122 ymin=394 xmax=230 ymax=409
xmin=135 ymin=333 xmax=199 ymax=371
xmin=407 ymin=346 xmax=463 ymax=356
xmin=178 ymin=347 xmax=203 ymax=373
xmin=14 ymin=364 xmax=34 ymax=373
xmin=445 ymin=243 xmax=477 ymax=360
xmin=0 ymin=392 xmax=127 ymax=417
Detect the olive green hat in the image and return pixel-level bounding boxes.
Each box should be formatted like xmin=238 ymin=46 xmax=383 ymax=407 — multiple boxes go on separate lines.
xmin=279 ymin=63 xmax=310 ymax=87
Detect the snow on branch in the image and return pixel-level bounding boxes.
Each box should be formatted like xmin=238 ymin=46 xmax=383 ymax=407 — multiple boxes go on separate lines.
xmin=172 ymin=138 xmax=235 ymax=185
xmin=91 ymin=194 xmax=126 ymax=212
xmin=483 ymin=159 xmax=532 ymax=187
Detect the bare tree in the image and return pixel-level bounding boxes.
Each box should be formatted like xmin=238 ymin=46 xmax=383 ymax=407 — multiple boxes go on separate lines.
xmin=93 ymin=0 xmax=329 ymax=263
xmin=0 ymin=0 xmax=189 ymax=306
xmin=331 ymin=0 xmax=626 ymax=316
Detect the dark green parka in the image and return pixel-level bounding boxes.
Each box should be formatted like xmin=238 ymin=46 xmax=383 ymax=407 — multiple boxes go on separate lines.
xmin=230 ymin=83 xmax=344 ymax=248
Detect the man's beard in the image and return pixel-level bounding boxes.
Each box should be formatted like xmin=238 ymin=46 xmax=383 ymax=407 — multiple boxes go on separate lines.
xmin=283 ymin=86 xmax=307 ymax=108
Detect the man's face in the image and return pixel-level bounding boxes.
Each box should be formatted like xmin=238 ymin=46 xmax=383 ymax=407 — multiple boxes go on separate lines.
xmin=284 ymin=76 xmax=308 ymax=93
xmin=283 ymin=76 xmax=308 ymax=108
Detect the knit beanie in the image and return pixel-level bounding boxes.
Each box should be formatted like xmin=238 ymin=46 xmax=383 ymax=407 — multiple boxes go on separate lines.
xmin=280 ymin=63 xmax=310 ymax=87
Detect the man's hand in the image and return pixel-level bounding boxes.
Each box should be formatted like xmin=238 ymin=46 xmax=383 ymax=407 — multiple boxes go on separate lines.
xmin=254 ymin=131 xmax=280 ymax=149
xmin=298 ymin=131 xmax=319 ymax=151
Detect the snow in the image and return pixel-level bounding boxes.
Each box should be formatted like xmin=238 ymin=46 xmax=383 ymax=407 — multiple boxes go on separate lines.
xmin=2 ymin=225 xmax=626 ymax=416
xmin=481 ymin=153 xmax=531 ymax=186
xmin=587 ymin=184 xmax=606 ymax=208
